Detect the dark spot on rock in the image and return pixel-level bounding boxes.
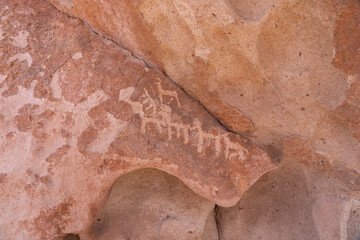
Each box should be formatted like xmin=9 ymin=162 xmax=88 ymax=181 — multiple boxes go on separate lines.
xmin=63 ymin=233 xmax=80 ymax=240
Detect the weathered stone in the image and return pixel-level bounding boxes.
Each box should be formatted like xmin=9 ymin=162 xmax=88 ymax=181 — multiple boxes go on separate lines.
xmin=1 ymin=0 xmax=360 ymax=239
xmin=283 ymin=136 xmax=360 ymax=191
xmin=45 ymin=0 xmax=360 ymax=183
xmin=0 ymin=0 xmax=274 ymax=239
xmin=91 ymin=168 xmax=215 ymax=240
xmin=217 ymin=159 xmax=360 ymax=240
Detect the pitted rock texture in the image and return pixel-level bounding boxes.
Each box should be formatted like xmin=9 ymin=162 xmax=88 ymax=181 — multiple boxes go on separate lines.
xmin=0 ymin=0 xmax=274 ymax=239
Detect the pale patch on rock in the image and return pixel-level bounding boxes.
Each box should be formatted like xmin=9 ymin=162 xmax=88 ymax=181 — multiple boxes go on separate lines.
xmin=50 ymin=71 xmax=62 ymax=99
xmin=195 ymin=48 xmax=211 ymax=60
xmin=87 ymin=113 xmax=128 ymax=154
xmin=10 ymin=30 xmax=29 ymax=48
xmin=0 ymin=80 xmax=43 ymax=119
xmin=0 ymin=131 xmax=33 ymax=173
xmin=312 ymin=196 xmax=353 ymax=240
xmin=8 ymin=52 xmax=33 ymax=67
xmin=72 ymin=52 xmax=82 ymax=60
xmin=0 ymin=74 xmax=7 ymax=82
xmin=173 ymin=0 xmax=210 ymax=60
xmin=56 ymin=0 xmax=74 ymax=9
xmin=0 ymin=81 xmax=44 ymax=173
xmin=118 ymin=87 xmax=135 ymax=102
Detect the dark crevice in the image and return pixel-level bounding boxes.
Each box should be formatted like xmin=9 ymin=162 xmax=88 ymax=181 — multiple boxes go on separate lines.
xmin=214 ymin=205 xmax=222 ymax=240
xmin=63 ymin=233 xmax=80 ymax=240
xmin=43 ymin=0 xmax=247 ymax=137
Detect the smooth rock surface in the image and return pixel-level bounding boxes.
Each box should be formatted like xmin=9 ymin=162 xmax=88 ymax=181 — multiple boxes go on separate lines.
xmin=92 ymin=168 xmax=215 ymax=240
xmin=217 ymin=159 xmax=360 ymax=240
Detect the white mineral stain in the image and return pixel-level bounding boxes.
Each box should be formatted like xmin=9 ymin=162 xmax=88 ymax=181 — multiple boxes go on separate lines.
xmin=0 ymin=80 xmax=43 ymax=119
xmin=50 ymin=71 xmax=62 ymax=98
xmin=10 ymin=30 xmax=29 ymax=48
xmin=0 ymin=81 xmax=45 ymax=174
xmin=59 ymin=0 xmax=74 ymax=9
xmin=118 ymin=87 xmax=135 ymax=102
xmin=8 ymin=52 xmax=33 ymax=67
xmin=72 ymin=52 xmax=82 ymax=60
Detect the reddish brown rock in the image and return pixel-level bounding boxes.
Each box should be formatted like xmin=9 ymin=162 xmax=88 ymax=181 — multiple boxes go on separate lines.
xmin=336 ymin=80 xmax=360 ymax=140
xmin=332 ymin=0 xmax=360 ymax=75
xmin=217 ymin=158 xmax=360 ymax=240
xmin=91 ymin=168 xmax=215 ymax=240
xmin=1 ymin=0 xmax=360 ymax=239
xmin=0 ymin=0 xmax=274 ymax=239
xmin=283 ymin=136 xmax=360 ymax=191
xmin=44 ymin=0 xmax=360 ymax=182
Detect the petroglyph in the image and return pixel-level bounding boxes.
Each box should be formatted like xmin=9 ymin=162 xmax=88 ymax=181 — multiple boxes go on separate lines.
xmin=120 ymin=81 xmax=248 ymax=162
xmin=155 ymin=79 xmax=180 ymax=107
xmin=0 ymin=1 xmax=278 ymax=238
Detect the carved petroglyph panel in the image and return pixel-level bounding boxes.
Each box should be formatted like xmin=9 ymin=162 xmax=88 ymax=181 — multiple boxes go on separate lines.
xmin=0 ymin=1 xmax=276 ymax=239
xmin=122 ymin=78 xmax=249 ymax=162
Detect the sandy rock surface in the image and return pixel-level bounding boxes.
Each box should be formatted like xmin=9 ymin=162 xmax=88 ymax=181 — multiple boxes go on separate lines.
xmin=1 ymin=0 xmax=359 ymax=239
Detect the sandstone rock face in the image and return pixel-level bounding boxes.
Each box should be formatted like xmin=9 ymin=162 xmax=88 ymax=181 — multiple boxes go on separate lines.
xmin=46 ymin=0 xmax=360 ymax=182
xmin=92 ymin=168 xmax=215 ymax=240
xmin=217 ymin=159 xmax=360 ymax=240
xmin=1 ymin=0 xmax=360 ymax=239
xmin=0 ymin=0 xmax=274 ymax=239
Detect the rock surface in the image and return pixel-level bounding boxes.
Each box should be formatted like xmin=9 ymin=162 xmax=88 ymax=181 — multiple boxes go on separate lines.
xmin=1 ymin=0 xmax=360 ymax=239
xmin=92 ymin=168 xmax=215 ymax=240
xmin=46 ymin=0 xmax=360 ymax=188
xmin=0 ymin=0 xmax=274 ymax=239
xmin=217 ymin=158 xmax=360 ymax=240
